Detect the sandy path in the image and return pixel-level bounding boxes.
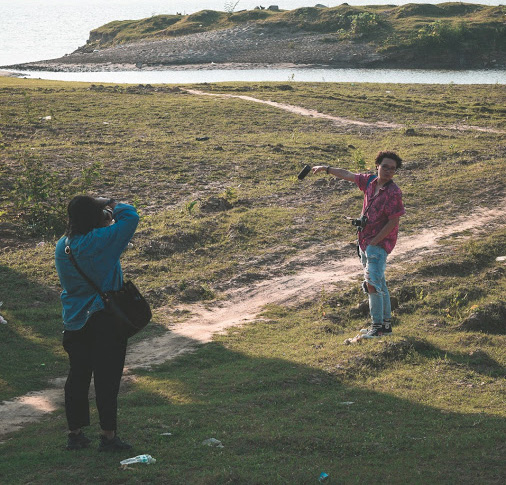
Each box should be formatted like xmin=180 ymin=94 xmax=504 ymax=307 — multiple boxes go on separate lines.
xmin=1 ymin=197 xmax=504 ymax=440
xmin=185 ymin=89 xmax=506 ymax=134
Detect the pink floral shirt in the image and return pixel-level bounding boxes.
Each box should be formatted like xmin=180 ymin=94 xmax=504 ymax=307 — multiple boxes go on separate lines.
xmin=355 ymin=173 xmax=405 ymax=254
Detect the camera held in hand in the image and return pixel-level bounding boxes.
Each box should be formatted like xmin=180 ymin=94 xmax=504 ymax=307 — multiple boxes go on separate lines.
xmin=101 ymin=208 xmax=114 ymax=227
xmin=351 ymin=215 xmax=368 ymax=231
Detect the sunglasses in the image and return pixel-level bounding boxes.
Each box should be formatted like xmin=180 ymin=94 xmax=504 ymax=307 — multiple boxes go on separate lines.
xmin=379 ymin=165 xmax=397 ymax=172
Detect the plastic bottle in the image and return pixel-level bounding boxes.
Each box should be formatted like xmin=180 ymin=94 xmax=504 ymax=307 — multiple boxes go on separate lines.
xmin=120 ymin=454 xmax=156 ymax=465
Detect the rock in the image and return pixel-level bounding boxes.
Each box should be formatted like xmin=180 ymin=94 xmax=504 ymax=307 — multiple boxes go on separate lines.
xmin=268 ymin=5 xmax=280 ymax=11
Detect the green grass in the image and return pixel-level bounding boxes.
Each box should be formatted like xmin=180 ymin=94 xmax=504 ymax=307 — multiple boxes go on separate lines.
xmin=0 ymin=77 xmax=505 ymax=483
xmin=1 ymin=229 xmax=504 ymax=482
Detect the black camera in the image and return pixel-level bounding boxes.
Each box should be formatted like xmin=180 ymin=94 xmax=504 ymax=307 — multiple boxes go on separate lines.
xmin=351 ymin=215 xmax=368 ymax=231
xmin=297 ymin=165 xmax=311 ymax=180
xmin=101 ymin=208 xmax=113 ymax=226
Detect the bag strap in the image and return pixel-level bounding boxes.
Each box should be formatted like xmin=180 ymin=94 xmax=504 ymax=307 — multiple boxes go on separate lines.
xmin=366 ymin=174 xmax=377 ymax=189
xmin=64 ymin=239 xmax=107 ymax=300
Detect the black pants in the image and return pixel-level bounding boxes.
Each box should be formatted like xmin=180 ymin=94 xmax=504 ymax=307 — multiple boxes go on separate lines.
xmin=63 ymin=310 xmax=127 ymax=432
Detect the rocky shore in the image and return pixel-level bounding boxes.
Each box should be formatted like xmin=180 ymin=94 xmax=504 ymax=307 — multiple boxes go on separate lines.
xmin=2 ymin=25 xmax=400 ymax=73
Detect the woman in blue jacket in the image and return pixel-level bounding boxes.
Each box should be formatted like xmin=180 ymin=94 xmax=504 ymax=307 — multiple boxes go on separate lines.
xmin=55 ymin=196 xmax=139 ymax=451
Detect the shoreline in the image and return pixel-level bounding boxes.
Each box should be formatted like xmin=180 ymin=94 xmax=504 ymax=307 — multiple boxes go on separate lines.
xmin=3 ymin=63 xmax=505 ymax=76
xmin=0 ymin=62 xmax=324 ymax=74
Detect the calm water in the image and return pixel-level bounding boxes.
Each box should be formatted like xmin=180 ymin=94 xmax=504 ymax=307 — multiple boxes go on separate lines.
xmin=13 ymin=68 xmax=506 ymax=85
xmin=1 ymin=0 xmax=504 ymax=84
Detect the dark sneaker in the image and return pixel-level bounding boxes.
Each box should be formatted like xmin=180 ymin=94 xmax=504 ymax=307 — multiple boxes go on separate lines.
xmin=67 ymin=431 xmax=91 ymax=450
xmin=382 ymin=319 xmax=393 ymax=334
xmin=98 ymin=435 xmax=132 ymax=452
xmin=362 ymin=325 xmax=386 ymax=339
xmin=361 ymin=321 xmax=393 ymax=335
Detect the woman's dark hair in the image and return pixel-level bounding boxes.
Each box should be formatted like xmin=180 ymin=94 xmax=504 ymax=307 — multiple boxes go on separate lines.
xmin=66 ymin=195 xmax=105 ymax=237
xmin=375 ymin=151 xmax=402 ymax=170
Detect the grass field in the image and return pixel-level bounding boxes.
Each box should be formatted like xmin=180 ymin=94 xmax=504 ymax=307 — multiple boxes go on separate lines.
xmin=0 ymin=76 xmax=505 ymax=483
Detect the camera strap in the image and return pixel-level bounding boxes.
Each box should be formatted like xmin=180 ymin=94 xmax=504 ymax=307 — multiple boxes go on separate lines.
xmin=362 ymin=179 xmax=393 ymax=217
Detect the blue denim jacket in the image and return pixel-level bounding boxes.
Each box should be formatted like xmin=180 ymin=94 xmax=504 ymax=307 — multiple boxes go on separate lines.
xmin=55 ymin=203 xmax=139 ymax=330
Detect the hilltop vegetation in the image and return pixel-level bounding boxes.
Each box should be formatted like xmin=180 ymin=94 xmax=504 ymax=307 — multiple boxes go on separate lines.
xmin=85 ymin=3 xmax=503 ymax=46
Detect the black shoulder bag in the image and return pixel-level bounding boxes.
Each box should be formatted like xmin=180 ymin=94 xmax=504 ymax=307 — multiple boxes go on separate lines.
xmin=65 ymin=242 xmax=152 ymax=338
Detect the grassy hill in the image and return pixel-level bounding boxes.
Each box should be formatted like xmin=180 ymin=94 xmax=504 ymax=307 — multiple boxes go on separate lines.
xmin=0 ymin=76 xmax=504 ymax=482
xmin=77 ymin=3 xmax=506 ymax=68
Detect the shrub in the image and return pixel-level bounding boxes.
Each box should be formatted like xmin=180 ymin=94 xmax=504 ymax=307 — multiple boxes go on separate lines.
xmin=412 ymin=20 xmax=469 ymax=50
xmin=11 ymin=158 xmax=102 ymax=237
xmin=350 ymin=12 xmax=381 ymax=36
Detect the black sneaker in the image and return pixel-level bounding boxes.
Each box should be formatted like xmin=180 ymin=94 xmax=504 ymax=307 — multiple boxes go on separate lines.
xmin=98 ymin=435 xmax=133 ymax=452
xmin=66 ymin=431 xmax=91 ymax=450
xmin=382 ymin=319 xmax=393 ymax=334
xmin=362 ymin=325 xmax=385 ymax=339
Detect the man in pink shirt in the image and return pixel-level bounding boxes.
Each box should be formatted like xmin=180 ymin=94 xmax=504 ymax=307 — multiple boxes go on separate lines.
xmin=312 ymin=151 xmax=405 ymax=338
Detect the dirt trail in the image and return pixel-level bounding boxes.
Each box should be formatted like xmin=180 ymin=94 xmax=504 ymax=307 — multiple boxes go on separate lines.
xmin=1 ymin=197 xmax=504 ymax=440
xmin=185 ymin=89 xmax=506 ymax=134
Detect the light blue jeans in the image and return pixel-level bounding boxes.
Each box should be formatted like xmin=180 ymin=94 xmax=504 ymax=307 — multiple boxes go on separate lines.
xmin=360 ymin=245 xmax=391 ymax=325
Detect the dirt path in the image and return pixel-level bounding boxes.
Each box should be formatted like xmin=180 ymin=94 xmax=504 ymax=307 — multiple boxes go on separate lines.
xmin=185 ymin=89 xmax=506 ymax=134
xmin=1 ymin=197 xmax=504 ymax=440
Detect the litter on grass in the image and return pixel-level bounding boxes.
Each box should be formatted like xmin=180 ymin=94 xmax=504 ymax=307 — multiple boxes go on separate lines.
xmin=202 ymin=438 xmax=224 ymax=448
xmin=120 ymin=454 xmax=156 ymax=466
xmin=1 ymin=301 xmax=7 ymax=324
xmin=344 ymin=333 xmax=363 ymax=345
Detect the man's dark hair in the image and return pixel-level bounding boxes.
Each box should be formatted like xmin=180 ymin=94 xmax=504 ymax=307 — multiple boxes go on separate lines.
xmin=375 ymin=151 xmax=402 ymax=170
xmin=66 ymin=195 xmax=105 ymax=237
